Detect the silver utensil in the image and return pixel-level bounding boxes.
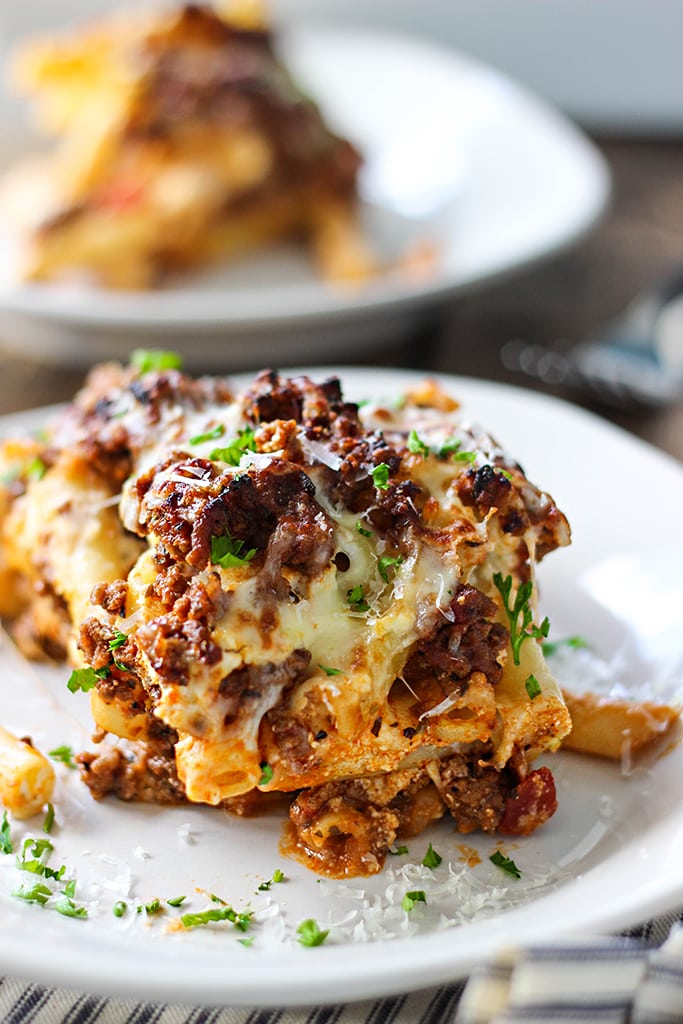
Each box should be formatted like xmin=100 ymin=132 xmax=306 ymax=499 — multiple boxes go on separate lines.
xmin=501 ymin=269 xmax=683 ymax=408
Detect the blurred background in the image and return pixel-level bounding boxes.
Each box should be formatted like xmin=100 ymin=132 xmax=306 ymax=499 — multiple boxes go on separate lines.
xmin=0 ymin=0 xmax=681 ymax=458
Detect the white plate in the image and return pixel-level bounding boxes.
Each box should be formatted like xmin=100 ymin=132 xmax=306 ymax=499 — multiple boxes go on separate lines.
xmin=0 ymin=368 xmax=682 ymax=1007
xmin=0 ymin=25 xmax=609 ymax=367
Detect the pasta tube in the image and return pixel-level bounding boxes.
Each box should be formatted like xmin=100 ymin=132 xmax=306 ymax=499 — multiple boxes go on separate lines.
xmin=0 ymin=725 xmax=55 ymax=818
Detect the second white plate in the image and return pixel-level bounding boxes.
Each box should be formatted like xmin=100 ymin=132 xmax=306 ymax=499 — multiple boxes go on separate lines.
xmin=0 ymin=23 xmax=609 ymax=367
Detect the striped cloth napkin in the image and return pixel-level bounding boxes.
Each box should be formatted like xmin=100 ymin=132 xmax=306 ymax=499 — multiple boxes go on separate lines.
xmin=2 ymin=911 xmax=682 ymax=1023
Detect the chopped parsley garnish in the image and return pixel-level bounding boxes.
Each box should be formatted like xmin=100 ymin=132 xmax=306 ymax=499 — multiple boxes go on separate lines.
xmin=318 ymin=664 xmax=342 ymax=677
xmin=181 ymin=906 xmax=253 ymax=931
xmin=43 ymin=803 xmax=55 ymax=835
xmin=209 ymin=427 xmax=257 ymax=466
xmin=407 ymin=430 xmax=430 ymax=457
xmin=437 ymin=437 xmax=463 ymax=458
xmin=108 ymin=630 xmax=128 ymax=652
xmin=489 ymin=850 xmax=522 ymax=879
xmin=130 ymin=349 xmax=183 ymax=373
xmin=454 ymin=449 xmax=477 ymax=465
xmin=377 ymin=554 xmax=403 ymax=583
xmin=13 ymin=881 xmax=52 ymax=906
xmin=0 ymin=812 xmax=13 ymax=854
xmin=258 ymin=869 xmax=285 ymax=891
xmin=66 ymin=665 xmax=109 ymax=693
xmin=48 ymin=745 xmax=77 ymax=769
xmin=144 ymin=898 xmax=162 ymax=916
xmin=53 ymin=893 xmax=88 ymax=919
xmin=258 ymin=762 xmax=274 ymax=787
xmin=422 ymin=843 xmax=442 ymax=869
xmin=402 ymin=890 xmax=427 ymax=912
xmin=296 ymin=918 xmax=329 ymax=947
xmin=113 ymin=900 xmax=127 ymax=917
xmin=238 ymin=936 xmax=255 ymax=948
xmin=189 ymin=424 xmax=225 ymax=445
xmin=542 ymin=635 xmax=589 ymax=657
xmin=167 ymin=895 xmax=186 ymax=907
xmin=210 ymin=530 xmax=257 ymax=569
xmin=388 ymin=845 xmax=409 ymax=856
xmin=346 ymin=585 xmax=370 ymax=612
xmin=525 ymin=674 xmax=542 ymax=700
xmin=493 ymin=573 xmax=550 ymax=666
xmin=356 ymin=521 xmax=372 ymax=538
xmin=371 ymin=463 xmax=390 ymax=490
xmin=25 ymin=457 xmax=47 ymax=481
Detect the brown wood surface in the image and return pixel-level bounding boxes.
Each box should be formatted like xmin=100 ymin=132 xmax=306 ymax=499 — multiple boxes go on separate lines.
xmin=0 ymin=138 xmax=681 ymax=460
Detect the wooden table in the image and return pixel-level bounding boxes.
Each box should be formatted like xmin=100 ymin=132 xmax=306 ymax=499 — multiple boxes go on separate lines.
xmin=1 ymin=138 xmax=681 ymax=462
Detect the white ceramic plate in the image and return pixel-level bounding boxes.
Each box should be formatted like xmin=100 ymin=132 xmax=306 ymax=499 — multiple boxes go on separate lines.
xmin=0 ymin=368 xmax=681 ymax=1007
xmin=0 ymin=25 xmax=609 ymax=367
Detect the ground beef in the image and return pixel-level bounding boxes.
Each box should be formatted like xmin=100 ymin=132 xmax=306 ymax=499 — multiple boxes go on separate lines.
xmin=220 ymin=648 xmax=311 ymax=726
xmin=402 ymin=584 xmax=508 ymax=706
xmin=77 ymin=737 xmax=186 ymax=804
xmin=90 ymin=579 xmax=128 ymax=616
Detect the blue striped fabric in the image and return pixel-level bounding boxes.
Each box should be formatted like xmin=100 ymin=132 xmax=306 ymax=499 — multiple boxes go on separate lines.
xmin=1 ymin=912 xmax=682 ymax=1023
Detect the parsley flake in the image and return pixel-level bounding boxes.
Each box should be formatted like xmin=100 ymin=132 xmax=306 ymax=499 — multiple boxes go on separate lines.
xmin=48 ymin=745 xmax=77 ymax=770
xmin=53 ymin=893 xmax=88 ymax=919
xmin=402 ymin=890 xmax=427 ymax=912
xmin=167 ymin=895 xmax=186 ymax=907
xmin=238 ymin=936 xmax=255 ymax=947
xmin=493 ymin=573 xmax=550 ymax=666
xmin=210 ymin=530 xmax=257 ymax=569
xmin=318 ymin=664 xmax=342 ymax=677
xmin=258 ymin=762 xmax=274 ymax=787
xmin=542 ymin=635 xmax=589 ymax=657
xmin=377 ymin=554 xmax=403 ymax=583
xmin=209 ymin=427 xmax=257 ymax=467
xmin=422 ymin=843 xmax=442 ymax=869
xmin=189 ymin=424 xmax=225 ymax=445
xmin=0 ymin=812 xmax=12 ymax=854
xmin=356 ymin=521 xmax=372 ymax=538
xmin=181 ymin=906 xmax=253 ymax=931
xmin=43 ymin=803 xmax=55 ymax=834
xmin=490 ymin=850 xmax=522 ymax=879
xmin=371 ymin=463 xmax=390 ymax=489
xmin=525 ymin=674 xmax=542 ymax=700
xmin=25 ymin=457 xmax=47 ymax=481
xmin=388 ymin=845 xmax=409 ymax=856
xmin=407 ymin=430 xmax=430 ymax=457
xmin=67 ymin=666 xmax=109 ymax=693
xmin=296 ymin=918 xmax=329 ymax=947
xmin=346 ymin=585 xmax=370 ymax=612
xmin=131 ymin=349 xmax=183 ymax=373
xmin=258 ymin=869 xmax=285 ymax=891
xmin=108 ymin=630 xmax=128 ymax=652
xmin=113 ymin=901 xmax=127 ymax=917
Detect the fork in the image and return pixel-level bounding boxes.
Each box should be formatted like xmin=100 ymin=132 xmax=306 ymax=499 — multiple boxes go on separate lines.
xmin=501 ymin=268 xmax=683 ymax=409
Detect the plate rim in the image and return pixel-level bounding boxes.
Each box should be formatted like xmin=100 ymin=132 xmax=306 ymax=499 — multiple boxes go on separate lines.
xmin=0 ymin=369 xmax=681 ymax=1008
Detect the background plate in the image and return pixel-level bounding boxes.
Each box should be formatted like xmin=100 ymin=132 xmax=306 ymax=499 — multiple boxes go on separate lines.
xmin=0 ymin=25 xmax=609 ymax=367
xmin=0 ymin=369 xmax=681 ymax=1007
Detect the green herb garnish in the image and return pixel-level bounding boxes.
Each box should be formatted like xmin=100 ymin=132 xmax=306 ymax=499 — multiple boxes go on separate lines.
xmin=525 ymin=674 xmax=542 ymax=700
xmin=296 ymin=918 xmax=329 ymax=947
xmin=238 ymin=936 xmax=255 ymax=947
xmin=489 ymin=850 xmax=522 ymax=878
xmin=25 ymin=457 xmax=47 ymax=481
xmin=131 ymin=349 xmax=183 ymax=373
xmin=542 ymin=635 xmax=589 ymax=657
xmin=210 ymin=530 xmax=257 ymax=569
xmin=167 ymin=895 xmax=187 ymax=907
xmin=113 ymin=900 xmax=127 ymax=917
xmin=493 ymin=573 xmax=550 ymax=666
xmin=388 ymin=845 xmax=409 ymax=856
xmin=377 ymin=554 xmax=403 ymax=583
xmin=108 ymin=630 xmax=128 ymax=652
xmin=346 ymin=585 xmax=370 ymax=613
xmin=209 ymin=427 xmax=257 ymax=466
xmin=258 ymin=869 xmax=285 ymax=891
xmin=258 ymin=762 xmax=274 ymax=787
xmin=66 ymin=666 xmax=109 ymax=693
xmin=181 ymin=906 xmax=253 ymax=931
xmin=356 ymin=521 xmax=372 ymax=538
xmin=318 ymin=664 xmax=342 ymax=677
xmin=189 ymin=424 xmax=225 ymax=445
xmin=407 ymin=430 xmax=430 ymax=457
xmin=371 ymin=463 xmax=390 ymax=490
xmin=43 ymin=803 xmax=55 ymax=835
xmin=402 ymin=890 xmax=427 ymax=912
xmin=48 ymin=745 xmax=77 ymax=769
xmin=0 ymin=812 xmax=13 ymax=854
xmin=422 ymin=843 xmax=442 ymax=869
